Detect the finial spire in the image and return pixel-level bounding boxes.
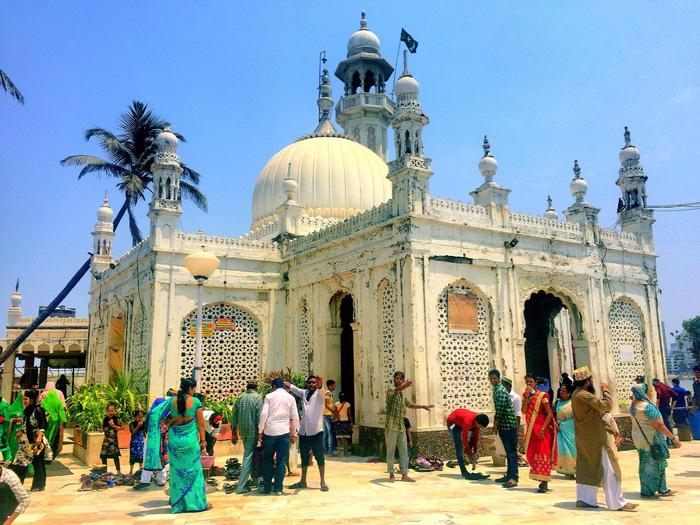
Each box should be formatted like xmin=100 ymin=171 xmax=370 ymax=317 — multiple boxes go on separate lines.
xmin=573 ymin=159 xmax=581 ymax=179
xmin=624 ymin=126 xmax=631 ymax=147
xmin=402 ymin=50 xmax=409 ymax=76
xmin=547 ymin=195 xmax=553 ymax=209
xmin=286 ymin=162 xmax=292 ymax=180
xmin=483 ymin=135 xmax=491 ymax=157
xmin=104 ymin=190 xmax=109 ymax=204
xmin=360 ymin=10 xmax=367 ymax=29
xmin=163 ymin=121 xmax=171 ymax=132
xmin=15 ymin=278 xmax=19 ymax=293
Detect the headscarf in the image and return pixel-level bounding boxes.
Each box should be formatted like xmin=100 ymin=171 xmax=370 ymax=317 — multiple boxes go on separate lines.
xmin=3 ymin=395 xmax=24 ymax=459
xmin=630 ymin=385 xmax=652 ymax=416
xmin=38 ymin=381 xmax=67 ymax=407
xmin=42 ymin=390 xmax=67 ymax=447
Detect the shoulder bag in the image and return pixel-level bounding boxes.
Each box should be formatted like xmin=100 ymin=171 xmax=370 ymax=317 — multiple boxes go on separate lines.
xmin=631 ymin=408 xmax=665 ymax=461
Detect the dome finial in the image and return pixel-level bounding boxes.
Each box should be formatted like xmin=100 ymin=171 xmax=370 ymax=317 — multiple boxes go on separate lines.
xmin=544 ymin=195 xmax=558 ymax=220
xmin=624 ymin=126 xmax=631 ymax=147
xmin=15 ymin=278 xmax=19 ymax=293
xmin=315 ymin=68 xmax=338 ymax=135
xmin=569 ymin=160 xmax=588 ymax=203
xmin=573 ymin=159 xmax=581 ymax=179
xmin=360 ymin=10 xmax=367 ymax=29
xmin=478 ymin=135 xmax=498 ymax=181
xmin=483 ymin=135 xmax=491 ymax=157
xmin=402 ymin=50 xmax=409 ymax=76
xmin=547 ymin=195 xmax=553 ymax=209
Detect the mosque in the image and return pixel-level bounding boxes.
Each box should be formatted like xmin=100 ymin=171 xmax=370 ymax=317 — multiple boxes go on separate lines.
xmin=83 ymin=12 xmax=664 ymax=441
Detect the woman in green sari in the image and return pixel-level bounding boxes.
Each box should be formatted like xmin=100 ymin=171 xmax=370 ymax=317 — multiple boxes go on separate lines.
xmin=2 ymin=395 xmax=24 ymax=461
xmin=145 ymin=378 xmax=211 ymax=513
xmin=41 ymin=390 xmax=67 ymax=455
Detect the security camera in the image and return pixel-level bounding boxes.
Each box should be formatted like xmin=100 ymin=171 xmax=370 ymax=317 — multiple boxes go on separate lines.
xmin=109 ymin=261 xmax=119 ymax=269
xmin=504 ymin=238 xmax=519 ymax=248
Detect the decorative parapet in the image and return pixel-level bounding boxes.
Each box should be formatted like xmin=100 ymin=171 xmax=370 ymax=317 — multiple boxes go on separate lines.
xmin=246 ymin=220 xmax=279 ymax=240
xmin=111 ymin=237 xmax=151 ymax=269
xmin=299 ymin=215 xmax=336 ymax=230
xmin=599 ymin=228 xmax=641 ymax=250
xmin=283 ymin=199 xmax=395 ymax=257
xmin=13 ymin=316 xmax=89 ymax=327
xmin=388 ymin=155 xmax=432 ymax=176
xmin=424 ymin=197 xmax=491 ymax=227
xmin=177 ymin=231 xmax=280 ymax=255
xmin=338 ymin=93 xmax=395 ymax=113
xmin=620 ymin=207 xmax=654 ymax=222
xmin=510 ymin=211 xmax=584 ymax=241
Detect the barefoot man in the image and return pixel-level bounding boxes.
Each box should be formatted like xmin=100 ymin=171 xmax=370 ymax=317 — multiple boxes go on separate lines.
xmin=385 ymin=371 xmax=434 ymax=483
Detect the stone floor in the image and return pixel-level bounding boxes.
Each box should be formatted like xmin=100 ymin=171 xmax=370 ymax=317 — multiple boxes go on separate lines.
xmin=14 ymin=441 xmax=700 ymax=524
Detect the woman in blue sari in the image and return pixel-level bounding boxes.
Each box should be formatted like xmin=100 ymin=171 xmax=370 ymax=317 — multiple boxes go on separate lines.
xmin=554 ymin=384 xmax=576 ymax=478
xmin=145 ymin=378 xmax=211 ymax=513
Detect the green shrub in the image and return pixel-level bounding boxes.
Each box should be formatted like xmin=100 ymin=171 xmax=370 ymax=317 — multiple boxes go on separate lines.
xmin=201 ymin=395 xmax=235 ymax=424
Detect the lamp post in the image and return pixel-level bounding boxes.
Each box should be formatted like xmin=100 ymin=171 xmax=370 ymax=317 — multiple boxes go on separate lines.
xmin=183 ymin=248 xmax=220 ymax=391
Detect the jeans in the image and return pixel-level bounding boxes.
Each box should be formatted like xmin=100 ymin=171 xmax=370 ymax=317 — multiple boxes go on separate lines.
xmin=658 ymin=404 xmax=673 ymax=444
xmin=450 ymin=425 xmax=470 ymax=477
xmin=674 ymin=410 xmax=689 ymax=427
xmin=499 ymin=427 xmax=519 ymax=482
xmin=385 ymin=429 xmax=408 ymax=475
xmin=237 ymin=436 xmax=261 ymax=493
xmin=323 ymin=415 xmax=335 ymax=453
xmin=262 ymin=433 xmax=289 ymax=493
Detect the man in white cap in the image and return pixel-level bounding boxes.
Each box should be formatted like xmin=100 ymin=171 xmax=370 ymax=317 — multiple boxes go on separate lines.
xmin=571 ymin=366 xmax=637 ymax=511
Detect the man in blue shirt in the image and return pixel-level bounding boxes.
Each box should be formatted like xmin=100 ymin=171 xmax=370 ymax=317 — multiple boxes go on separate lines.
xmin=671 ymin=378 xmax=688 ymax=427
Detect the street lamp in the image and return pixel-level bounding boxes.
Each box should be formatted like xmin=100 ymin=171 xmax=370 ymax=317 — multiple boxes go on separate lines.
xmin=183 ymin=248 xmax=220 ymax=391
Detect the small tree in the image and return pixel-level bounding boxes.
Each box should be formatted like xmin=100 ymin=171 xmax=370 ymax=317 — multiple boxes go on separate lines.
xmin=681 ymin=316 xmax=700 ymax=361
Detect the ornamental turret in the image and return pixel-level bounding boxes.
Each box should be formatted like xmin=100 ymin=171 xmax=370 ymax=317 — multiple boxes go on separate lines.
xmin=470 ymin=136 xmax=511 ymax=219
xmin=334 ymin=11 xmax=395 ymax=161
xmin=615 ymin=127 xmax=655 ymax=248
xmin=543 ymin=195 xmax=558 ymax=220
xmin=91 ymin=191 xmax=115 ymax=274
xmin=8 ymin=279 xmax=22 ymax=327
xmin=563 ymin=160 xmax=600 ymax=243
xmin=148 ymin=123 xmax=183 ymax=249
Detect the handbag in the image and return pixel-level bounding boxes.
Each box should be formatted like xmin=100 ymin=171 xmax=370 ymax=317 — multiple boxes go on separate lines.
xmin=631 ymin=409 xmax=665 ymax=461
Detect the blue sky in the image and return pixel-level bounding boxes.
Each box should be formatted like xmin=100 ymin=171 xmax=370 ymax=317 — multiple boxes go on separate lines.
xmin=1 ymin=2 xmax=698 ymax=342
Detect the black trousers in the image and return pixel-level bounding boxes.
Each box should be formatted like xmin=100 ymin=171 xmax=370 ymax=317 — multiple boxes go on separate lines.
xmin=0 ymin=483 xmax=19 ymax=521
xmin=205 ymin=432 xmax=217 ymax=456
xmin=11 ymin=447 xmax=46 ymax=490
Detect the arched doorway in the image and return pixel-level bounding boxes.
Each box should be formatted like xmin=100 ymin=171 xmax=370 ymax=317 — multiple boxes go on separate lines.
xmin=329 ymin=291 xmax=356 ymax=409
xmin=523 ymin=291 xmax=576 ymax=391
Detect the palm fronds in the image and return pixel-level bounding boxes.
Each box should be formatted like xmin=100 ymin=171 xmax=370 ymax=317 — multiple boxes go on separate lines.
xmin=0 ymin=69 xmax=25 ymax=104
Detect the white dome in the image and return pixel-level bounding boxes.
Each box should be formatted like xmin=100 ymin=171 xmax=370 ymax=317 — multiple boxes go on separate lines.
xmin=569 ymin=177 xmax=588 ymax=196
xmin=155 ymin=126 xmax=178 ymax=150
xmin=544 ymin=209 xmax=559 ymax=220
xmin=252 ymin=136 xmax=391 ymax=226
xmin=97 ymin=197 xmax=113 ymax=222
xmin=619 ymin=145 xmax=640 ymax=164
xmin=348 ymin=29 xmax=380 ymax=55
xmin=10 ymin=291 xmax=21 ymax=307
xmin=395 ymin=74 xmax=419 ymax=97
xmin=478 ymin=155 xmax=498 ymax=177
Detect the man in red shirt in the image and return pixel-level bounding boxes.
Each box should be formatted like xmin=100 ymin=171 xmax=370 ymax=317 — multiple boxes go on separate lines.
xmin=446 ymin=409 xmax=490 ymax=480
xmin=652 ymin=379 xmax=679 ymax=445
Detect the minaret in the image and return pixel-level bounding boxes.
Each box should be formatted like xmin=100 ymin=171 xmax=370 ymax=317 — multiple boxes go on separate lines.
xmin=563 ymin=160 xmax=600 ymax=244
xmin=616 ymin=127 xmax=655 ymax=248
xmin=334 ymin=11 xmax=395 ymax=161
xmin=387 ymin=52 xmax=433 ymax=216
xmin=148 ymin=124 xmax=183 ymax=249
xmin=8 ymin=279 xmax=22 ymax=327
xmin=543 ymin=195 xmax=559 ymax=220
xmin=91 ymin=191 xmax=115 ymax=274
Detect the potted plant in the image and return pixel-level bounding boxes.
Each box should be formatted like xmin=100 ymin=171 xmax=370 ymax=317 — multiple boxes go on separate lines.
xmin=101 ymin=371 xmax=148 ymax=448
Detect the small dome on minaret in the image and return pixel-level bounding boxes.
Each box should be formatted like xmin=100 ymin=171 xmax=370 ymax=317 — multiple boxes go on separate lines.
xmin=394 ymin=51 xmax=419 ymax=97
xmin=10 ymin=279 xmax=21 ymax=307
xmin=619 ymin=126 xmax=641 ymax=165
xmin=543 ymin=195 xmax=558 ymax=220
xmin=155 ymin=123 xmax=178 ymax=151
xmin=347 ymin=10 xmax=381 ymax=57
xmin=478 ymin=136 xmax=498 ymax=182
xmin=97 ymin=191 xmax=114 ymax=222
xmin=569 ymin=160 xmax=588 ymax=202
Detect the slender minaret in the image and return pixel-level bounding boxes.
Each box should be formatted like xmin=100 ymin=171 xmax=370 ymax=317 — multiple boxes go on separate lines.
xmin=8 ymin=279 xmax=22 ymax=327
xmin=91 ymin=191 xmax=115 ymax=274
xmin=470 ymin=136 xmax=511 ymax=215
xmin=387 ymin=51 xmax=433 ymax=215
xmin=148 ymin=124 xmax=183 ymax=249
xmin=334 ymin=11 xmax=395 ymax=161
xmin=616 ymin=127 xmax=655 ymax=248
xmin=563 ymin=160 xmax=600 ymax=244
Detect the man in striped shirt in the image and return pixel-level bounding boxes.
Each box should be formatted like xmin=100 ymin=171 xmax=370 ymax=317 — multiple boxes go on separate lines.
xmin=489 ymin=369 xmax=519 ymax=486
xmin=0 ymin=464 xmax=30 ymax=524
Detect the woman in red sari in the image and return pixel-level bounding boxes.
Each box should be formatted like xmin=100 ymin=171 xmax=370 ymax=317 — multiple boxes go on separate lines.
xmin=521 ymin=373 xmax=558 ymax=493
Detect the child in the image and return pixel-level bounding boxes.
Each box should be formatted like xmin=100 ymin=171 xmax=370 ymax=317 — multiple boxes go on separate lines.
xmin=100 ymin=404 xmax=122 ymax=474
xmin=332 ymin=392 xmax=353 ymax=457
xmin=129 ymin=410 xmax=145 ymax=476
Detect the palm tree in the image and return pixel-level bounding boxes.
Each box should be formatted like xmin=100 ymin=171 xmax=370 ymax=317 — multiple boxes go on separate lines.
xmin=0 ymin=102 xmax=206 ymax=367
xmin=1 ymin=68 xmax=25 ymax=104
xmin=61 ymin=100 xmax=207 ymax=245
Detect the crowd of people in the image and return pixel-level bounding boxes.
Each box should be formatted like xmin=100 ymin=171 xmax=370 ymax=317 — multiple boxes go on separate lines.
xmin=1 ymin=364 xmax=699 ymax=520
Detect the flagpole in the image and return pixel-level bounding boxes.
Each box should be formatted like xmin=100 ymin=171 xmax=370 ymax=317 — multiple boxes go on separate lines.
xmin=391 ymin=40 xmax=402 ymax=99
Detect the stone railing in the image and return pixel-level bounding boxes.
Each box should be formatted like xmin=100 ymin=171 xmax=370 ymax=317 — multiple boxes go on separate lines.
xmin=299 ymin=215 xmax=336 ymax=230
xmin=510 ymin=212 xmax=584 ymax=241
xmin=245 ymin=220 xmax=279 ymax=241
xmin=178 ymin=231 xmax=279 ymax=253
xmin=111 ymin=236 xmax=151 ymax=269
xmin=388 ymin=155 xmax=432 ymax=176
xmin=14 ymin=317 xmax=89 ymax=326
xmin=337 ymin=93 xmax=395 ymax=113
xmin=283 ymin=200 xmax=396 ymax=256
xmin=599 ymin=228 xmax=641 ymax=249
xmin=424 ymin=197 xmax=491 ymax=227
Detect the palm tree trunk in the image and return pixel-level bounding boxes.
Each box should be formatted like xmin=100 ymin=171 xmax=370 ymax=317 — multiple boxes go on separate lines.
xmin=0 ymin=199 xmax=131 ymax=366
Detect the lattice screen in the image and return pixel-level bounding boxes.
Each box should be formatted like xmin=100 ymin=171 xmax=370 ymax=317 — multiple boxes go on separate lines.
xmin=437 ymin=283 xmax=492 ymax=413
xmin=126 ymin=310 xmax=150 ymax=393
xmin=380 ymin=281 xmax=396 ymax=385
xmin=609 ymin=299 xmax=645 ymax=395
xmin=180 ymin=303 xmax=261 ymax=400
xmin=300 ymin=302 xmax=311 ymax=375
xmin=88 ymin=323 xmax=107 ymax=384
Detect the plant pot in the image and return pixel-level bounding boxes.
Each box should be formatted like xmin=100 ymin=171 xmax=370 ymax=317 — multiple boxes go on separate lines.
xmin=72 ymin=426 xmax=83 ymax=447
xmin=118 ymin=429 xmax=131 ymax=449
xmin=72 ymin=431 xmax=105 ymax=466
xmin=217 ymin=423 xmax=232 ymax=441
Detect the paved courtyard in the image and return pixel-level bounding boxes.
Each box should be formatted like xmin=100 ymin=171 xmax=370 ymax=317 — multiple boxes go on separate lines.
xmin=14 ymin=441 xmax=700 ymax=524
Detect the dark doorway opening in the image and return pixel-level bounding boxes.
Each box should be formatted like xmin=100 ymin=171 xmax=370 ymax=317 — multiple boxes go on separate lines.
xmin=523 ymin=291 xmax=566 ymax=388
xmin=339 ymin=294 xmax=355 ymax=409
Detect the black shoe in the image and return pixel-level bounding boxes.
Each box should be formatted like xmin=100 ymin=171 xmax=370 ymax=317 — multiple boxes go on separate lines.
xmin=473 ymin=473 xmax=491 ymax=480
xmin=133 ymin=482 xmax=151 ymax=490
xmin=494 ymin=476 xmax=510 ymax=483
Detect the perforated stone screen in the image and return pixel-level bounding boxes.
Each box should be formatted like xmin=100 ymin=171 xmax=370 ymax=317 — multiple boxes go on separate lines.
xmin=180 ymin=303 xmax=261 ymax=400
xmin=300 ymin=302 xmax=311 ymax=375
xmin=609 ymin=299 xmax=646 ymax=395
xmin=88 ymin=323 xmax=107 ymax=384
xmin=438 ymin=283 xmax=492 ymax=413
xmin=127 ymin=310 xmax=150 ymax=393
xmin=380 ymin=281 xmax=396 ymax=386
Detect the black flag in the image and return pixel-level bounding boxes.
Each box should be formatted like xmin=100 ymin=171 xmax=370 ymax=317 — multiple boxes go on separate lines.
xmin=401 ymin=29 xmax=418 ymax=53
